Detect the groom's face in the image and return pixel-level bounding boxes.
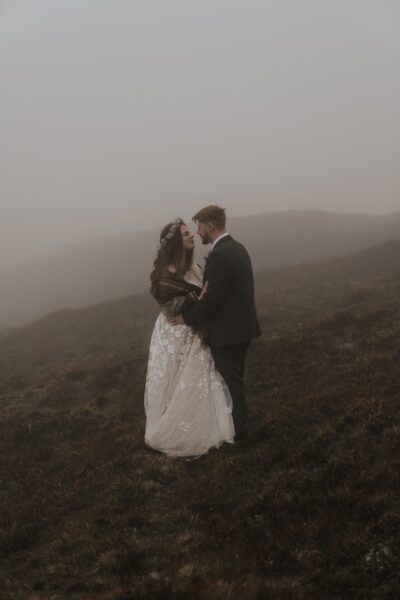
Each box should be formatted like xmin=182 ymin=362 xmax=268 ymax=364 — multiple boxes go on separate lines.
xmin=196 ymin=221 xmax=213 ymax=245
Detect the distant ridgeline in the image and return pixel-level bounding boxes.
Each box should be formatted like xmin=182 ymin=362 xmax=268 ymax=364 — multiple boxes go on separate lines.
xmin=1 ymin=210 xmax=400 ymax=330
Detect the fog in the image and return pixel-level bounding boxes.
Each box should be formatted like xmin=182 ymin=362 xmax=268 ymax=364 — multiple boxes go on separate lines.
xmin=1 ymin=0 xmax=400 ymax=267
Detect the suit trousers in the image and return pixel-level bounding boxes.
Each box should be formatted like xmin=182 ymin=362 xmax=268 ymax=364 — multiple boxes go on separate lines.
xmin=211 ymin=342 xmax=250 ymax=438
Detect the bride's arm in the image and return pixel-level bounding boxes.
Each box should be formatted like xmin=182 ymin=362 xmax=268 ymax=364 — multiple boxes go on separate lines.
xmin=199 ymin=281 xmax=208 ymax=300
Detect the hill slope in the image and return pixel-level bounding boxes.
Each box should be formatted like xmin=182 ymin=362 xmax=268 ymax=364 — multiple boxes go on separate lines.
xmin=0 ymin=240 xmax=400 ymax=598
xmin=2 ymin=209 xmax=400 ymax=329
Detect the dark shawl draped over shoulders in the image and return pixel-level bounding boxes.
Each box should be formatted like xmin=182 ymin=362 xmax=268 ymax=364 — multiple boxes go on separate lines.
xmin=154 ymin=271 xmax=207 ymax=344
xmin=156 ymin=272 xmax=201 ymax=318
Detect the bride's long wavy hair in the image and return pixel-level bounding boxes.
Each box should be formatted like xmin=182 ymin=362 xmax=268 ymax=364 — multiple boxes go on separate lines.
xmin=150 ymin=221 xmax=194 ymax=298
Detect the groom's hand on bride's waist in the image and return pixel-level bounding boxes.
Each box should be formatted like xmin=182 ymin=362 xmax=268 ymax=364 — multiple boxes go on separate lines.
xmin=167 ymin=314 xmax=185 ymax=326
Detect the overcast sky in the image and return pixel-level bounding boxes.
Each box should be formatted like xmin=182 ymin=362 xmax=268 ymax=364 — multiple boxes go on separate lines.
xmin=1 ymin=0 xmax=399 ymax=266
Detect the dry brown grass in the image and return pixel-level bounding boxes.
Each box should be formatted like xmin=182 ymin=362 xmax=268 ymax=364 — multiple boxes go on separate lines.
xmin=1 ymin=240 xmax=400 ymax=599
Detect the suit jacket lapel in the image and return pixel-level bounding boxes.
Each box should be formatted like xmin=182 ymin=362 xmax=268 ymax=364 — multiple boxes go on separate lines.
xmin=203 ymin=235 xmax=232 ymax=282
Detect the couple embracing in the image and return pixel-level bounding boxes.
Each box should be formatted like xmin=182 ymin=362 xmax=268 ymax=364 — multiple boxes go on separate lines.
xmin=144 ymin=205 xmax=261 ymax=458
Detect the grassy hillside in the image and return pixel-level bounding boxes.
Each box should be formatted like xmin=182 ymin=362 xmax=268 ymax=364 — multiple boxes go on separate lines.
xmin=0 ymin=240 xmax=399 ymax=598
xmin=2 ymin=209 xmax=400 ymax=329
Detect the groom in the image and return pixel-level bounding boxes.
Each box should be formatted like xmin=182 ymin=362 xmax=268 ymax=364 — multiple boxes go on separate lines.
xmin=169 ymin=205 xmax=261 ymax=441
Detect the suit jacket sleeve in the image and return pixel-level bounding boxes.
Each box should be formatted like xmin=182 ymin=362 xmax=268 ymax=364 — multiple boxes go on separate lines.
xmin=182 ymin=252 xmax=232 ymax=327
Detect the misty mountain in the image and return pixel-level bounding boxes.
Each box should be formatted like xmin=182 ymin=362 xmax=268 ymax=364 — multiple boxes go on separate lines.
xmin=2 ymin=236 xmax=400 ymax=381
xmin=1 ymin=209 xmax=400 ymax=330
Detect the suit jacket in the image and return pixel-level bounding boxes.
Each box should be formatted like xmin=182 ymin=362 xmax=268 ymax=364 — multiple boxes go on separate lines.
xmin=182 ymin=235 xmax=261 ymax=347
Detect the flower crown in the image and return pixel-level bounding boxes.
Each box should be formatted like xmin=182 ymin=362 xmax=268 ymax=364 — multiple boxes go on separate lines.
xmin=158 ymin=217 xmax=184 ymax=250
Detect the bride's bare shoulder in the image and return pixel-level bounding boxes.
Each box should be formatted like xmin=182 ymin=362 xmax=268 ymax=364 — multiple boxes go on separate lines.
xmin=166 ymin=264 xmax=177 ymax=274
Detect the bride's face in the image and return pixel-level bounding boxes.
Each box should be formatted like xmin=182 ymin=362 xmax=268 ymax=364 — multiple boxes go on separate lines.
xmin=181 ymin=224 xmax=195 ymax=252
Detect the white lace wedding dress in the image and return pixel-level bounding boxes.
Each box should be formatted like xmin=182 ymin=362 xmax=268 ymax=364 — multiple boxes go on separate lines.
xmin=144 ymin=263 xmax=235 ymax=457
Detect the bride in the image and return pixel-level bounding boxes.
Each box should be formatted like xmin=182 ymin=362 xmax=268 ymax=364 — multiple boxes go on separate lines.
xmin=144 ymin=217 xmax=235 ymax=458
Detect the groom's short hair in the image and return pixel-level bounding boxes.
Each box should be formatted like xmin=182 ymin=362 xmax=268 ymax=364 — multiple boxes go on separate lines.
xmin=192 ymin=205 xmax=226 ymax=229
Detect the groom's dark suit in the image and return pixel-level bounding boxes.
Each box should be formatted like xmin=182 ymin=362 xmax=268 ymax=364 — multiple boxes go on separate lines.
xmin=182 ymin=235 xmax=261 ymax=438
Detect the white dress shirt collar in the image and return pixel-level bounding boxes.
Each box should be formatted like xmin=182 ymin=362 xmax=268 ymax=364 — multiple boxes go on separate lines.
xmin=211 ymin=232 xmax=230 ymax=251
